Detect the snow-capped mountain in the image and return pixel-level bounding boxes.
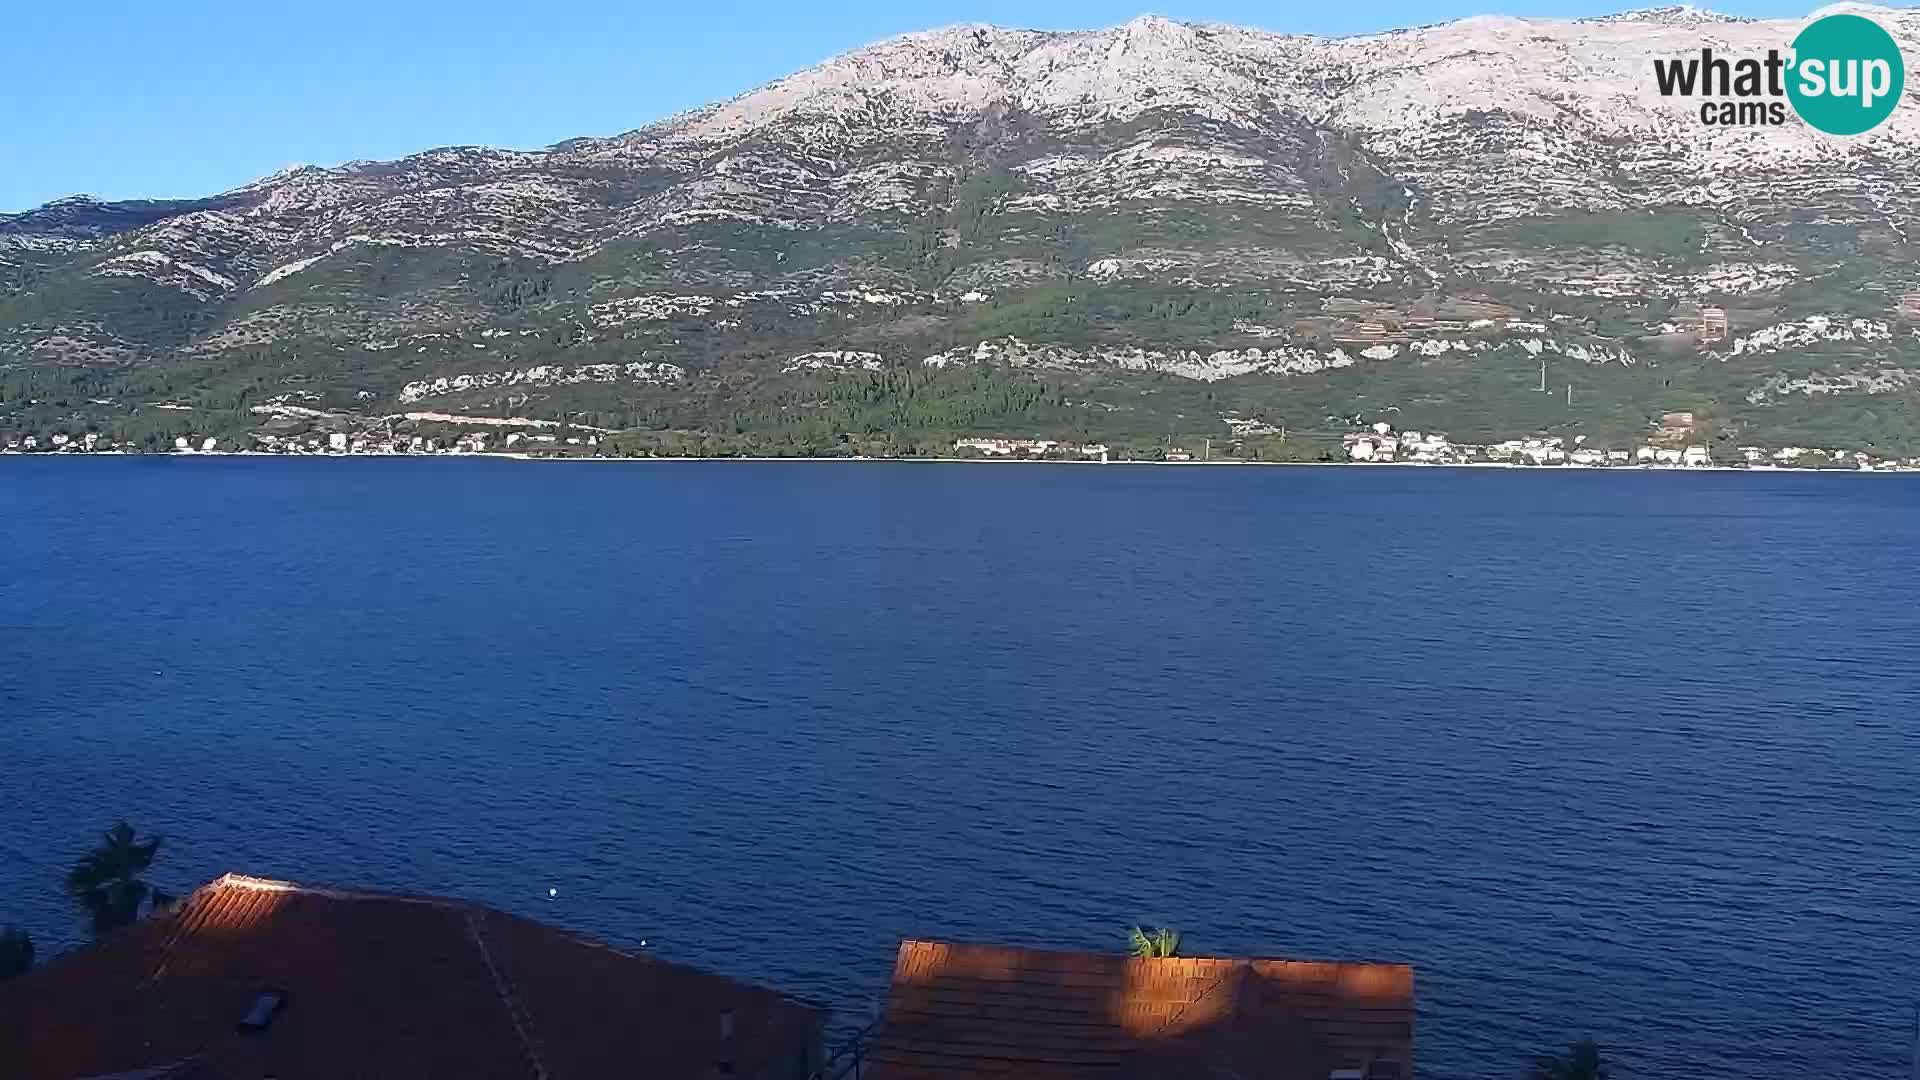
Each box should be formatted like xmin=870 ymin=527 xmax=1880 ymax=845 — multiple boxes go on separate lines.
xmin=6 ymin=6 xmax=1920 ymax=452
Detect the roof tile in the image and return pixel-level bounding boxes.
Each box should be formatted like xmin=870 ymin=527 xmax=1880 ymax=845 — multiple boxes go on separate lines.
xmin=0 ymin=873 xmax=823 ymax=1080
xmin=868 ymin=940 xmax=1413 ymax=1080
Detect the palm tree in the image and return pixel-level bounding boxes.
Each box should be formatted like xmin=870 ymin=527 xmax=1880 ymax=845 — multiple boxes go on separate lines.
xmin=1129 ymin=926 xmax=1182 ymax=958
xmin=65 ymin=821 xmax=171 ymax=939
xmin=1528 ymin=1039 xmax=1608 ymax=1080
xmin=0 ymin=926 xmax=31 ymax=981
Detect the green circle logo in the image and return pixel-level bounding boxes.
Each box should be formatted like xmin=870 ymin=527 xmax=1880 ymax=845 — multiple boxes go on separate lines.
xmin=1787 ymin=12 xmax=1905 ymax=135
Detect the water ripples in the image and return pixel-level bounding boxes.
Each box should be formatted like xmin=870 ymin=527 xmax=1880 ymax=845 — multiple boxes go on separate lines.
xmin=2 ymin=459 xmax=1918 ymax=1077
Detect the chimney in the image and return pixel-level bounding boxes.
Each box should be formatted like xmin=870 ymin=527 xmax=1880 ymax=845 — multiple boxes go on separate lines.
xmin=716 ymin=1008 xmax=736 ymax=1076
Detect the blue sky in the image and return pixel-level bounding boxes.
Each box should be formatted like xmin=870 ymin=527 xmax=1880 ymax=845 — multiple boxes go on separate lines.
xmin=4 ymin=0 xmax=1811 ymax=212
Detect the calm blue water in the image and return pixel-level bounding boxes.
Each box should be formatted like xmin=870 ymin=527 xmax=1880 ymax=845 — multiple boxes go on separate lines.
xmin=3 ymin=459 xmax=1918 ymax=1077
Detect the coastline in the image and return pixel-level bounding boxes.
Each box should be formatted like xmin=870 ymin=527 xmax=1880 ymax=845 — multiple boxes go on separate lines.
xmin=4 ymin=450 xmax=1915 ymax=474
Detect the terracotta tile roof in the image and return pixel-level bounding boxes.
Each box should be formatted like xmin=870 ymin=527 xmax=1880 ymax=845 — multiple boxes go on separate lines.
xmin=867 ymin=940 xmax=1412 ymax=1080
xmin=0 ymin=873 xmax=824 ymax=1080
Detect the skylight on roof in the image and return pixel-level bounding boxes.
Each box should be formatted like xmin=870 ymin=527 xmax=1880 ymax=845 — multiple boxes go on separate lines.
xmin=236 ymin=989 xmax=288 ymax=1033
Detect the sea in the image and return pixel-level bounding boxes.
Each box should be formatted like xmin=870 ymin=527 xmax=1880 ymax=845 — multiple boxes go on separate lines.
xmin=2 ymin=457 xmax=1917 ymax=1078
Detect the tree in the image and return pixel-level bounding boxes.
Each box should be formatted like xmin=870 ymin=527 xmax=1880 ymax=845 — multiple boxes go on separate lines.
xmin=0 ymin=927 xmax=31 ymax=981
xmin=1129 ymin=926 xmax=1182 ymax=958
xmin=65 ymin=822 xmax=172 ymax=939
xmin=1529 ymin=1039 xmax=1609 ymax=1080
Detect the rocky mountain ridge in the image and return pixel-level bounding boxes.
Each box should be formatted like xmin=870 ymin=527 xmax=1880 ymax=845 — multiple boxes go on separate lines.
xmin=7 ymin=5 xmax=1920 ymax=455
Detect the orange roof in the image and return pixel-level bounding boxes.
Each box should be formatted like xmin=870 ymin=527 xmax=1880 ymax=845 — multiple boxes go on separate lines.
xmin=868 ymin=940 xmax=1412 ymax=1080
xmin=0 ymin=873 xmax=823 ymax=1080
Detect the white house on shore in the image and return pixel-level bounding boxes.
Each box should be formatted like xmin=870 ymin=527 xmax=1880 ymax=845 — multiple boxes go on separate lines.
xmin=953 ymin=438 xmax=1107 ymax=459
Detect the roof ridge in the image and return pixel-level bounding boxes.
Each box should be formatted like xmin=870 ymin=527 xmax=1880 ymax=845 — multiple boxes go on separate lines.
xmin=210 ymin=872 xmax=467 ymax=908
xmin=213 ymin=873 xmax=820 ymax=1009
xmin=902 ymin=938 xmax=1261 ymax=964
xmin=1248 ymin=956 xmax=1414 ymax=968
xmin=139 ymin=874 xmax=467 ymax=986
xmin=466 ymin=909 xmax=551 ymax=1080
